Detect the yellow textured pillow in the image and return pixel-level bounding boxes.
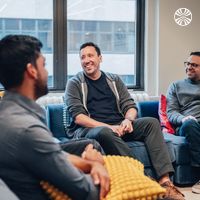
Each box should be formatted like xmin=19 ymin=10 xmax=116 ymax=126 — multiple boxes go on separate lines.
xmin=102 ymin=156 xmax=165 ymax=200
xmin=40 ymin=181 xmax=71 ymax=200
xmin=0 ymin=91 xmax=4 ymax=99
xmin=41 ymin=155 xmax=166 ymax=200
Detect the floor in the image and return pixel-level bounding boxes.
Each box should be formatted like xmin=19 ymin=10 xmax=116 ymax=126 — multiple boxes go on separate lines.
xmin=178 ymin=186 xmax=200 ymax=200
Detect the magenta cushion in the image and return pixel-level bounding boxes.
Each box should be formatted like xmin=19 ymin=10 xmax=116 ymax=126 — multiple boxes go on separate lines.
xmin=159 ymin=94 xmax=175 ymax=134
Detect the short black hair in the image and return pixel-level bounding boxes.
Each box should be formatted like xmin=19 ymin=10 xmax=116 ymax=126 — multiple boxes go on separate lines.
xmin=80 ymin=42 xmax=101 ymax=56
xmin=0 ymin=35 xmax=42 ymax=89
xmin=190 ymin=52 xmax=200 ymax=57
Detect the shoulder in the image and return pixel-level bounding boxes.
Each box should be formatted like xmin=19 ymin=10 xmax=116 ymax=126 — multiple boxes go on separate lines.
xmin=169 ymin=79 xmax=185 ymax=88
xmin=104 ymin=72 xmax=120 ymax=81
xmin=67 ymin=72 xmax=85 ymax=88
xmin=69 ymin=72 xmax=84 ymax=82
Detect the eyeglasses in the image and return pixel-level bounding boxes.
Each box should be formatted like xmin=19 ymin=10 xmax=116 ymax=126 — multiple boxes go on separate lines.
xmin=184 ymin=62 xmax=200 ymax=68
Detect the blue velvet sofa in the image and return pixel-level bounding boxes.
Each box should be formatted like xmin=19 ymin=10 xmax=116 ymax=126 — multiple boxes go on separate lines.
xmin=137 ymin=101 xmax=199 ymax=185
xmin=45 ymin=101 xmax=199 ymax=186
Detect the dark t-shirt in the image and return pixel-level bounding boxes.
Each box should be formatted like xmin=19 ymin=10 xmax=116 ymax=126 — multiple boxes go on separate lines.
xmin=85 ymin=72 xmax=124 ymax=124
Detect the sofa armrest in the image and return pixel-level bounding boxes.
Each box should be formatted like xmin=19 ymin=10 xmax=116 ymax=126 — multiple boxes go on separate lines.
xmin=46 ymin=103 xmax=67 ymax=140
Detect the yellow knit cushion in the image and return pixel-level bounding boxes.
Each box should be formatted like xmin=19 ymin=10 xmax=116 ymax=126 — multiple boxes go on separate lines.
xmin=0 ymin=91 xmax=4 ymax=99
xmin=40 ymin=181 xmax=71 ymax=200
xmin=102 ymin=155 xmax=166 ymax=200
xmin=41 ymin=155 xmax=166 ymax=200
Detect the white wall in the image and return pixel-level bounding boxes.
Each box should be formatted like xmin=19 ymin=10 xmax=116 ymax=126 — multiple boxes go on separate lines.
xmin=146 ymin=0 xmax=200 ymax=96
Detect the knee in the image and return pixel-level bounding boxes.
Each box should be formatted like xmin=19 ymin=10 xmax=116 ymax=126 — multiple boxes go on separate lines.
xmin=180 ymin=119 xmax=199 ymax=135
xmin=89 ymin=139 xmax=105 ymax=154
xmin=142 ymin=117 xmax=160 ymax=127
xmin=95 ymin=127 xmax=116 ymax=141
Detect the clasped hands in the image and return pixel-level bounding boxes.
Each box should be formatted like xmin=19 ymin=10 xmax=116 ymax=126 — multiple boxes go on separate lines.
xmin=82 ymin=144 xmax=110 ymax=199
xmin=109 ymin=119 xmax=133 ymax=137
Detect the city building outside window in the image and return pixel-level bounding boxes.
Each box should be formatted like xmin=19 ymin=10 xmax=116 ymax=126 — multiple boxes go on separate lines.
xmin=0 ymin=0 xmax=144 ymax=90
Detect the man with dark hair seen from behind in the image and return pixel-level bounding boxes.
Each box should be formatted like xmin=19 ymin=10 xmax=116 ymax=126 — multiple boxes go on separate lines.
xmin=167 ymin=51 xmax=200 ymax=194
xmin=0 ymin=35 xmax=110 ymax=200
xmin=65 ymin=42 xmax=185 ymax=200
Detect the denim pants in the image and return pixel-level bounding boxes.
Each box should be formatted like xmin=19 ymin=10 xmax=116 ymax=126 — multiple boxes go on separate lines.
xmin=178 ymin=119 xmax=200 ymax=167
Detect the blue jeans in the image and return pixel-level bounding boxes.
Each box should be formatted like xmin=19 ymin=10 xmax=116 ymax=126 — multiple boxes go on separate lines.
xmin=178 ymin=119 xmax=200 ymax=167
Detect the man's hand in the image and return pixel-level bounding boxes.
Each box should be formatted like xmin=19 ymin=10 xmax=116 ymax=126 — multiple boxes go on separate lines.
xmin=182 ymin=115 xmax=197 ymax=123
xmin=81 ymin=144 xmax=104 ymax=165
xmin=108 ymin=125 xmax=124 ymax=137
xmin=90 ymin=161 xmax=110 ymax=199
xmin=120 ymin=119 xmax=133 ymax=133
xmin=82 ymin=145 xmax=110 ymax=199
xmin=68 ymin=149 xmax=110 ymax=199
xmin=108 ymin=120 xmax=133 ymax=137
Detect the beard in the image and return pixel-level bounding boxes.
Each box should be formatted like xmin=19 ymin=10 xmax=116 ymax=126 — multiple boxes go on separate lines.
xmin=34 ymin=78 xmax=48 ymax=99
xmin=186 ymin=69 xmax=199 ymax=81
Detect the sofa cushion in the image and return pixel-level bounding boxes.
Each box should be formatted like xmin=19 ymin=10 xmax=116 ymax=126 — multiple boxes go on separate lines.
xmin=63 ymin=101 xmax=72 ymax=130
xmin=41 ymin=156 xmax=166 ymax=200
xmin=103 ymin=156 xmax=166 ymax=200
xmin=164 ymin=133 xmax=190 ymax=165
xmin=137 ymin=101 xmax=159 ymax=120
xmin=46 ymin=103 xmax=67 ymax=140
xmin=159 ymin=95 xmax=175 ymax=134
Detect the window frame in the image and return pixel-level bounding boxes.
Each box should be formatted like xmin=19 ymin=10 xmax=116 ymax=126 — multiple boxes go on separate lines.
xmin=53 ymin=0 xmax=67 ymax=90
xmin=52 ymin=0 xmax=145 ymax=91
xmin=0 ymin=0 xmax=145 ymax=91
xmin=134 ymin=0 xmax=145 ymax=90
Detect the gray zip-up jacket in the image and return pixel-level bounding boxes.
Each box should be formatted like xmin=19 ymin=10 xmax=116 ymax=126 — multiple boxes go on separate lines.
xmin=65 ymin=71 xmax=137 ymax=136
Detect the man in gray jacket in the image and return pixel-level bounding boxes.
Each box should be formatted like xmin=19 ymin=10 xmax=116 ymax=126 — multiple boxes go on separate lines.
xmin=65 ymin=42 xmax=184 ymax=200
xmin=167 ymin=51 xmax=200 ymax=194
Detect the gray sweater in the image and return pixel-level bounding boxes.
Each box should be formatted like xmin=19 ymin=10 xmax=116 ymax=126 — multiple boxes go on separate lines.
xmin=65 ymin=71 xmax=137 ymax=136
xmin=166 ymin=78 xmax=200 ymax=126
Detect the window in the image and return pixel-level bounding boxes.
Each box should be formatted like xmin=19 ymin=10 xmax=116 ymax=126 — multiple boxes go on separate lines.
xmin=0 ymin=19 xmax=2 ymax=39
xmin=68 ymin=20 xmax=135 ymax=54
xmin=66 ymin=0 xmax=144 ymax=89
xmin=0 ymin=0 xmax=144 ymax=90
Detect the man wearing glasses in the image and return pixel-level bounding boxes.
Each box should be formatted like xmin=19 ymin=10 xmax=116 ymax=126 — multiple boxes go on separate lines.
xmin=166 ymin=51 xmax=200 ymax=194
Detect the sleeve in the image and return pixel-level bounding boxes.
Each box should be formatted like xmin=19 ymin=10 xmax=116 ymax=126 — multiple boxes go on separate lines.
xmin=65 ymin=78 xmax=88 ymax=119
xmin=115 ymin=75 xmax=138 ymax=115
xmin=166 ymin=83 xmax=185 ymax=126
xmin=18 ymin=125 xmax=98 ymax=200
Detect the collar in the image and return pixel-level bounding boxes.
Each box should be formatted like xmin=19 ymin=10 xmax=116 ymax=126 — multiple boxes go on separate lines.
xmin=187 ymin=78 xmax=200 ymax=84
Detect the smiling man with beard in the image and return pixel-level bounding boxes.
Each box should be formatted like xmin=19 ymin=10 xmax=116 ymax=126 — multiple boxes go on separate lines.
xmin=166 ymin=51 xmax=200 ymax=194
xmin=65 ymin=42 xmax=185 ymax=200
